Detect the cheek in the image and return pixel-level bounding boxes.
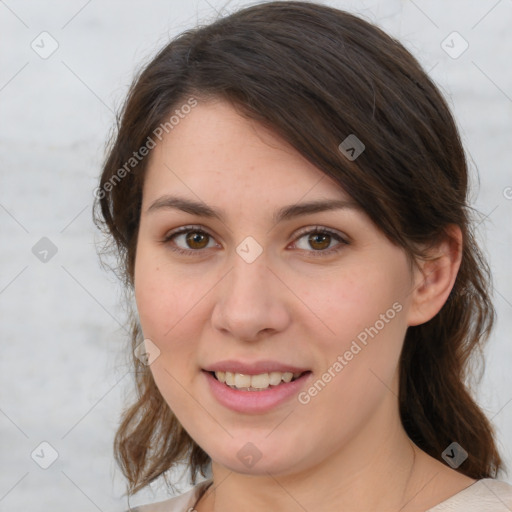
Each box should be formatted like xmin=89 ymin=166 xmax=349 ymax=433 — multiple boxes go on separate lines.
xmin=295 ymin=262 xmax=409 ymax=403
xmin=134 ymin=247 xmax=203 ymax=341
xmin=292 ymin=271 xmax=407 ymax=439
xmin=299 ymin=266 xmax=406 ymax=342
xmin=133 ymin=250 xmax=221 ymax=394
xmin=134 ymin=257 xmax=205 ymax=410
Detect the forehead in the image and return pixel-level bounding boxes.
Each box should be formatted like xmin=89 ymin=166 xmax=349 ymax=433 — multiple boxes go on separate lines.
xmin=142 ymin=99 xmax=350 ymax=206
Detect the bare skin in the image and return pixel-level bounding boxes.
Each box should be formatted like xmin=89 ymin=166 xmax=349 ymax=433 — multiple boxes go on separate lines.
xmin=195 ymin=452 xmax=476 ymax=512
xmin=134 ymin=98 xmax=476 ymax=512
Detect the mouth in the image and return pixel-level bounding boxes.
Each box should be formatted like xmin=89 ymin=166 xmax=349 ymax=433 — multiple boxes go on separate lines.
xmin=206 ymin=370 xmax=311 ymax=391
xmin=202 ymin=367 xmax=313 ymax=413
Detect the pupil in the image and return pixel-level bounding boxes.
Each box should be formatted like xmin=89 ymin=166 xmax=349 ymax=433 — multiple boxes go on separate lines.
xmin=187 ymin=232 xmax=207 ymax=248
xmin=310 ymin=233 xmax=329 ymax=250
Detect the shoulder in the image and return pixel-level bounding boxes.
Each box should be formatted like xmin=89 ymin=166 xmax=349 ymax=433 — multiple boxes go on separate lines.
xmin=125 ymin=479 xmax=213 ymax=512
xmin=427 ymin=478 xmax=512 ymax=511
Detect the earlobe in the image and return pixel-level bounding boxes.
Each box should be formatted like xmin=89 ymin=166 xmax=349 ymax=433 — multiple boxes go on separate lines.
xmin=407 ymin=225 xmax=463 ymax=327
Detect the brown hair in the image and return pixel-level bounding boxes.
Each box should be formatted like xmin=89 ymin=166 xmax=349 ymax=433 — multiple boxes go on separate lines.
xmin=93 ymin=0 xmax=504 ymax=495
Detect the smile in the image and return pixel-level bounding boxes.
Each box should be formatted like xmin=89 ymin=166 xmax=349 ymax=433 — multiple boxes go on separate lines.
xmin=202 ymin=369 xmax=313 ymax=413
xmin=212 ymin=370 xmax=304 ymax=391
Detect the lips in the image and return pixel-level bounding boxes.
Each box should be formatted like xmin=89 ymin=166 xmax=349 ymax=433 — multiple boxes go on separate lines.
xmin=203 ymin=359 xmax=310 ymax=375
xmin=203 ymin=368 xmax=313 ymax=413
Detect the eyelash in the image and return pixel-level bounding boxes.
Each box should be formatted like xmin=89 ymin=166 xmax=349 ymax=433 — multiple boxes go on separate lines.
xmin=162 ymin=225 xmax=349 ymax=258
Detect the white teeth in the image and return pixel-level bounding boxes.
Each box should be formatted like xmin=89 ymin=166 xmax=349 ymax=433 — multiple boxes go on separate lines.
xmin=247 ymin=373 xmax=268 ymax=389
xmin=213 ymin=370 xmax=302 ymax=390
xmin=282 ymin=372 xmax=293 ymax=383
xmin=268 ymin=371 xmax=283 ymax=386
xmin=234 ymin=373 xmax=251 ymax=388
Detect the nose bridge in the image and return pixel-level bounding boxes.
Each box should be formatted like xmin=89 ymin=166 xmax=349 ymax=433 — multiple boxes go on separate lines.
xmin=227 ymin=242 xmax=272 ymax=305
xmin=211 ymin=241 xmax=289 ymax=339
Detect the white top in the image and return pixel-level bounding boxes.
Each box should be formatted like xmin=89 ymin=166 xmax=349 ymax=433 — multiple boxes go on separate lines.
xmin=129 ymin=478 xmax=512 ymax=511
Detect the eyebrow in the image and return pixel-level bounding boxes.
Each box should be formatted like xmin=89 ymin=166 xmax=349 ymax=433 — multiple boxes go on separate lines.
xmin=145 ymin=195 xmax=361 ymax=224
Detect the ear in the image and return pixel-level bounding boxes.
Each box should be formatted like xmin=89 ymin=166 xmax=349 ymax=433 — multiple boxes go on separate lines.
xmin=407 ymin=225 xmax=463 ymax=327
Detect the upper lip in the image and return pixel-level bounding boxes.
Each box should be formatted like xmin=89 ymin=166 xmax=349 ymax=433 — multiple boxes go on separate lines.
xmin=203 ymin=360 xmax=310 ymax=375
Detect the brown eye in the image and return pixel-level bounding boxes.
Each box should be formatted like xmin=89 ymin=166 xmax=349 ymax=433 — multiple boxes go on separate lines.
xmin=163 ymin=226 xmax=217 ymax=255
xmin=185 ymin=231 xmax=210 ymax=249
xmin=293 ymin=227 xmax=349 ymax=257
xmin=308 ymin=232 xmax=331 ymax=251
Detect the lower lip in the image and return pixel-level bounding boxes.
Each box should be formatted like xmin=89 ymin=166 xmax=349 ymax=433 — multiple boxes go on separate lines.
xmin=203 ymin=370 xmax=312 ymax=414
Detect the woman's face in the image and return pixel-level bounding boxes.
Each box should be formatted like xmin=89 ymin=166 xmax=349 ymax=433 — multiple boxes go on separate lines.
xmin=134 ymin=98 xmax=419 ymax=477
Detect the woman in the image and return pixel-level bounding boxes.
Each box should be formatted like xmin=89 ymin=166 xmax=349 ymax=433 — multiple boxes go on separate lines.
xmin=94 ymin=2 xmax=512 ymax=510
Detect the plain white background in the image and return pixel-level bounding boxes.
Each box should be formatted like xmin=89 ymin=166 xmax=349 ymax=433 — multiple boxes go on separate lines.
xmin=1 ymin=0 xmax=511 ymax=510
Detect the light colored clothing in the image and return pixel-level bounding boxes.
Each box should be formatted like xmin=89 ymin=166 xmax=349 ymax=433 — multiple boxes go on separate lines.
xmin=427 ymin=478 xmax=512 ymax=511
xmin=130 ymin=477 xmax=512 ymax=511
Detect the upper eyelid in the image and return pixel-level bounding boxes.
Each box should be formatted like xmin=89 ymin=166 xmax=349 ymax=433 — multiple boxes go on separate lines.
xmin=164 ymin=224 xmax=216 ymax=241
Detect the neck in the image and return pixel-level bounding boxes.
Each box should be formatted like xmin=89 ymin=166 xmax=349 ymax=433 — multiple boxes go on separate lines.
xmin=197 ymin=395 xmax=441 ymax=512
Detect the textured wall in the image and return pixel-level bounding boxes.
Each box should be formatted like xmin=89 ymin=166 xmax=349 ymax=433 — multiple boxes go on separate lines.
xmin=1 ymin=1 xmax=511 ymax=510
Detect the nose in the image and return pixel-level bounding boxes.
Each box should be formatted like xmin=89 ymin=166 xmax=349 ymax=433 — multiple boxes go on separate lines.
xmin=211 ymin=249 xmax=291 ymax=342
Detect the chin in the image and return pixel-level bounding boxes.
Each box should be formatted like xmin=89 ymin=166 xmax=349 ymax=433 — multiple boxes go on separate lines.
xmin=209 ymin=441 xmax=305 ymax=477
